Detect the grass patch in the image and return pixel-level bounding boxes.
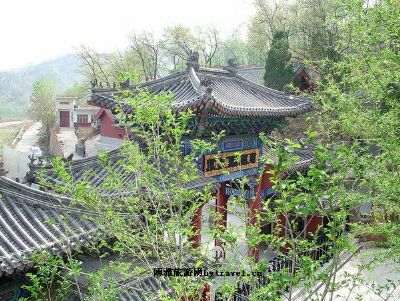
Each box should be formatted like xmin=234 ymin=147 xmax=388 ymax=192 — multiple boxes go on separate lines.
xmin=0 ymin=128 xmax=21 ymax=157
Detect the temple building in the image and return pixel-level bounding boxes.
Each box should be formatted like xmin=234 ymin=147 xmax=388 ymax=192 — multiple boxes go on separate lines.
xmin=1 ymin=54 xmax=322 ymax=299
xmin=88 ymin=53 xmax=315 ymax=261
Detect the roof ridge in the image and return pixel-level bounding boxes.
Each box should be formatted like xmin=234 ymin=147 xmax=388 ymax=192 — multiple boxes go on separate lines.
xmin=187 ymin=66 xmax=203 ymax=93
xmin=234 ymin=73 xmax=312 ymax=108
xmin=92 ymin=71 xmax=188 ymax=94
xmin=199 ymin=67 xmax=232 ymax=75
xmin=237 ymin=66 xmax=263 ymax=70
xmin=70 ymin=148 xmax=121 ymax=167
xmin=0 ymin=177 xmax=97 ymax=214
xmin=234 ymin=72 xmax=290 ymax=97
xmin=135 ymin=71 xmax=187 ymax=89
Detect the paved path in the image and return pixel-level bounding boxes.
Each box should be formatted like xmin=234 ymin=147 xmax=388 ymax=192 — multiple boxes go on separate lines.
xmin=291 ymin=247 xmax=400 ymax=301
xmin=84 ymin=134 xmax=101 ymax=157
xmin=15 ymin=122 xmax=41 ymax=152
xmin=320 ymin=249 xmax=400 ymax=301
xmin=57 ymin=128 xmax=80 ymax=159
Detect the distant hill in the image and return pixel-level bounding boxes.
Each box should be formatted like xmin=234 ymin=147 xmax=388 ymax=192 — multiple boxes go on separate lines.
xmin=0 ymin=55 xmax=82 ymax=120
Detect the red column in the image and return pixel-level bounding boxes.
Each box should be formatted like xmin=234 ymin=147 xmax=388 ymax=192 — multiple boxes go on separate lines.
xmin=201 ymin=284 xmax=211 ymax=301
xmin=215 ymin=182 xmax=228 ymax=248
xmin=190 ymin=204 xmax=203 ymax=249
xmin=248 ymin=168 xmax=273 ymax=262
xmin=306 ymin=215 xmax=324 ymax=239
xmin=248 ymin=183 xmax=262 ymax=262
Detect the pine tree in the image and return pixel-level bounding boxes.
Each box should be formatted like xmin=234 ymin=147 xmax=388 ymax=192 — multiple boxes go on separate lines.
xmin=264 ymin=31 xmax=294 ymax=91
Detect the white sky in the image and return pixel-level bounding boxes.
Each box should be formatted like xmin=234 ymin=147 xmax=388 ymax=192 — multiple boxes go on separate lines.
xmin=0 ymin=0 xmax=255 ymax=71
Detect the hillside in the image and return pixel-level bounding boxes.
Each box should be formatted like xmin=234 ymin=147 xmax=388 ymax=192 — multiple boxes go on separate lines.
xmin=0 ymin=55 xmax=82 ymax=120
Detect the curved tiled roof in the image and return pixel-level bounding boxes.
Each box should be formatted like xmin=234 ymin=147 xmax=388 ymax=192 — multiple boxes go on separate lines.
xmin=117 ymin=276 xmax=170 ymax=301
xmin=43 ymin=149 xmax=137 ymax=197
xmin=0 ymin=177 xmax=100 ymax=276
xmin=261 ymin=143 xmax=315 ymax=176
xmin=0 ymin=176 xmax=206 ymax=300
xmin=236 ymin=66 xmax=264 ymax=85
xmin=90 ymin=66 xmax=312 ymax=118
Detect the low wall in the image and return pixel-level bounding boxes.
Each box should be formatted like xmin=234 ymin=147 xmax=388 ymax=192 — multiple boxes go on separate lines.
xmin=2 ymin=145 xmax=31 ymax=181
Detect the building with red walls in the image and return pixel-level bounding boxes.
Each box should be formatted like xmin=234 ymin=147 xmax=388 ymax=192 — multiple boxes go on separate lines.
xmin=94 ymin=108 xmax=126 ymax=150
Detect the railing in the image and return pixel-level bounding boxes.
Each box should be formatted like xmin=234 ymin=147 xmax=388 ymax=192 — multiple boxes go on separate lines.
xmin=215 ymin=235 xmax=332 ymax=301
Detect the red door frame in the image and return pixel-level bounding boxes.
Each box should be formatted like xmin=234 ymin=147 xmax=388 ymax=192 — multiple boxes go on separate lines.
xmin=59 ymin=110 xmax=70 ymax=127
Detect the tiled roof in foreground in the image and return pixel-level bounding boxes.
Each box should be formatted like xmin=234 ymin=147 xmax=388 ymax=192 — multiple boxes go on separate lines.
xmin=90 ymin=55 xmax=312 ymax=118
xmin=39 ymin=148 xmax=218 ymax=197
xmin=0 ymin=177 xmax=195 ymax=301
xmin=0 ymin=176 xmax=100 ymax=276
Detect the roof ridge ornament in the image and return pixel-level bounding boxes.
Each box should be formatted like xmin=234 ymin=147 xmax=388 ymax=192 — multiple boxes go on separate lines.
xmin=186 ymin=50 xmax=200 ymax=72
xmin=90 ymin=78 xmax=98 ymax=88
xmin=120 ymin=79 xmax=130 ymax=89
xmin=225 ymin=58 xmax=239 ymax=74
xmin=200 ymin=76 xmax=213 ymax=98
xmin=188 ymin=66 xmax=202 ymax=92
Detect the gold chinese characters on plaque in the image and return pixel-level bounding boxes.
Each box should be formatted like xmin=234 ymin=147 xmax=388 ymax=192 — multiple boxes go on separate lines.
xmin=204 ymin=149 xmax=260 ymax=177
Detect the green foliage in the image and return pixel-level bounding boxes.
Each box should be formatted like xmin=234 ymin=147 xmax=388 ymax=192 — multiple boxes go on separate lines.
xmin=310 ymin=0 xmax=400 ymax=296
xmin=264 ymin=31 xmax=296 ymax=91
xmin=26 ymin=1 xmax=400 ymax=300
xmin=0 ymin=127 xmax=20 ymax=156
xmin=29 ymin=77 xmax=56 ymax=140
xmin=20 ymin=253 xmax=75 ymax=301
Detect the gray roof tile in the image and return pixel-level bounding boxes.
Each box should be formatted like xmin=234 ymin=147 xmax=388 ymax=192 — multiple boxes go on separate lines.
xmin=0 ymin=177 xmax=100 ymax=276
xmin=90 ymin=66 xmax=312 ymax=118
xmin=39 ymin=149 xmax=218 ymax=197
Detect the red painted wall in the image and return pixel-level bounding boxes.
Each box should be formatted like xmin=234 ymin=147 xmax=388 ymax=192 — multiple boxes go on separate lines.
xmin=98 ymin=110 xmax=126 ymax=139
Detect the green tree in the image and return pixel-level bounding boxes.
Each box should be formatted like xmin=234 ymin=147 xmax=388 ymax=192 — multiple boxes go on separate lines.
xmin=264 ymin=30 xmax=295 ymax=91
xmin=29 ymin=78 xmax=56 ymax=145
xmin=312 ymin=0 xmax=400 ymax=296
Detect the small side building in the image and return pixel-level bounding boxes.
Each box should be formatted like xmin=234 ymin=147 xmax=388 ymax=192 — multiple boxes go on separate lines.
xmin=55 ymin=96 xmax=99 ymax=128
xmin=55 ymin=96 xmax=75 ymax=128
xmin=93 ymin=108 xmax=126 ymax=150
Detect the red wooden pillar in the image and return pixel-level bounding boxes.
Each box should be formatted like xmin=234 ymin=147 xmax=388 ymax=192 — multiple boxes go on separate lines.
xmin=190 ymin=204 xmax=203 ymax=249
xmin=248 ymin=182 xmax=262 ymax=262
xmin=248 ymin=168 xmax=273 ymax=262
xmin=201 ymin=284 xmax=211 ymax=301
xmin=306 ymin=215 xmax=324 ymax=239
xmin=215 ymin=182 xmax=228 ymax=248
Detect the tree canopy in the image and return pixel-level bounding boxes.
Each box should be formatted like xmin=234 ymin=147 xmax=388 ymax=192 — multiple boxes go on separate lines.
xmin=29 ymin=78 xmax=56 ymax=142
xmin=264 ymin=30 xmax=295 ymax=91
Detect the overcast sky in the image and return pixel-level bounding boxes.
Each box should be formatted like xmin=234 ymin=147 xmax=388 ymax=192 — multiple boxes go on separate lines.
xmin=0 ymin=0 xmax=255 ymax=71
